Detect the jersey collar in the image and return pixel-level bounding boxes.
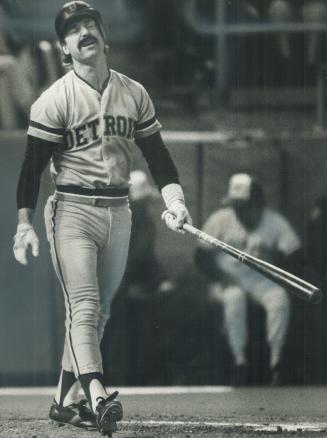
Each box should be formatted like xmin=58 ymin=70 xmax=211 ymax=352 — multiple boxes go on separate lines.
xmin=73 ymin=69 xmax=112 ymax=95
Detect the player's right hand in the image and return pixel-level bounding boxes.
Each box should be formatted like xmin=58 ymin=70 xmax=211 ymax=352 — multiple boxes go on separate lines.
xmin=162 ymin=201 xmax=192 ymax=233
xmin=13 ymin=225 xmax=40 ymax=265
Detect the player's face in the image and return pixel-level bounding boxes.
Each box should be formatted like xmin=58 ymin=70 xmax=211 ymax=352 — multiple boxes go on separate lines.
xmin=62 ymin=17 xmax=105 ymax=63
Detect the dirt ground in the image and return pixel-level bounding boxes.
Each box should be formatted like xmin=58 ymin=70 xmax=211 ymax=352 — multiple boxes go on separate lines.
xmin=1 ymin=421 xmax=327 ymax=438
xmin=1 ymin=387 xmax=327 ymax=438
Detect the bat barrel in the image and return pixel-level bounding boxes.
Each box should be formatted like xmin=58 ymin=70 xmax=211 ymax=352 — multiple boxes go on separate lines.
xmin=269 ymin=271 xmax=322 ymax=303
xmin=239 ymin=252 xmax=323 ymax=304
xmin=182 ymin=222 xmax=323 ymax=305
xmin=296 ymin=285 xmax=322 ymax=304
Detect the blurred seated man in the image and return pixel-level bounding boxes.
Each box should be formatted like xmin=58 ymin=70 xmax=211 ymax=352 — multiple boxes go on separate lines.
xmin=195 ymin=173 xmax=301 ymax=385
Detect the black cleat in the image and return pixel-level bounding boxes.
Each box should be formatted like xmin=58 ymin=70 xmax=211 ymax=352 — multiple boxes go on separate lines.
xmin=95 ymin=391 xmax=123 ymax=436
xmin=49 ymin=399 xmax=96 ymax=430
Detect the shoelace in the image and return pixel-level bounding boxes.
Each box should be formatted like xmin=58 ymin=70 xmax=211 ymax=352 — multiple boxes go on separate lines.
xmin=96 ymin=390 xmax=119 ymax=409
xmin=76 ymin=399 xmax=95 ymax=420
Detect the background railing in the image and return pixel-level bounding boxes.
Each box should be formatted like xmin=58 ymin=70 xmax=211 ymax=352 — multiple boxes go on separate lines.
xmin=183 ymin=0 xmax=327 ymax=93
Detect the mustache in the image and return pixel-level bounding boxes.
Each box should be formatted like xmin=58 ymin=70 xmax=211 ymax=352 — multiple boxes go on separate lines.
xmin=78 ymin=35 xmax=98 ymax=49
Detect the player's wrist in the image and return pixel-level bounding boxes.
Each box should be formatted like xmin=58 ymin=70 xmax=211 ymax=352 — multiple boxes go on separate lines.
xmin=14 ymin=224 xmax=35 ymax=242
xmin=17 ymin=223 xmax=34 ymax=233
xmin=169 ymin=200 xmax=185 ymax=210
xmin=161 ymin=183 xmax=185 ymax=209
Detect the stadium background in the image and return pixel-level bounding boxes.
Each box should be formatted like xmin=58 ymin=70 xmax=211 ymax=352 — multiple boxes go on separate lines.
xmin=1 ymin=0 xmax=327 ymax=389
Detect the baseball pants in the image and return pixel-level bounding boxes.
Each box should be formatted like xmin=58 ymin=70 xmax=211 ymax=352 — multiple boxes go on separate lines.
xmin=44 ymin=195 xmax=131 ymax=377
xmin=209 ymin=282 xmax=290 ymax=368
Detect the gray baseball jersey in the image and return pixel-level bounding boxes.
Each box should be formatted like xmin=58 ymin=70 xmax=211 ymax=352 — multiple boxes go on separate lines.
xmin=28 ymin=68 xmax=161 ymax=187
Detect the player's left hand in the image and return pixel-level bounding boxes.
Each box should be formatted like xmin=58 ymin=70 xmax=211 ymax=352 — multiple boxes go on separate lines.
xmin=13 ymin=224 xmax=40 ymax=265
xmin=162 ymin=201 xmax=192 ymax=233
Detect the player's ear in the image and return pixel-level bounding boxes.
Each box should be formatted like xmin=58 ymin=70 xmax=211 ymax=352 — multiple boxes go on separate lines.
xmin=61 ymin=42 xmax=70 ymax=56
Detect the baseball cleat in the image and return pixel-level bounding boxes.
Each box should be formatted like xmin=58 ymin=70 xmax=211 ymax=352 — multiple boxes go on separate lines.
xmin=49 ymin=399 xmax=96 ymax=429
xmin=95 ymin=391 xmax=123 ymax=436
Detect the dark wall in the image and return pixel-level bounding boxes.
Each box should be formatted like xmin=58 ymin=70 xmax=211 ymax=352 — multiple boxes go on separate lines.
xmin=0 ymin=132 xmax=60 ymax=385
xmin=1 ymin=131 xmax=326 ymax=385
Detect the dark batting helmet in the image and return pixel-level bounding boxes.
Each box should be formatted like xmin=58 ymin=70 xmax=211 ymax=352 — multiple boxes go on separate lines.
xmin=55 ymin=1 xmax=102 ymax=41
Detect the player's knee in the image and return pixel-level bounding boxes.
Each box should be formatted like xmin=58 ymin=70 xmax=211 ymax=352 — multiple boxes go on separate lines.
xmin=223 ymin=286 xmax=246 ymax=307
xmin=208 ymin=282 xmax=224 ymax=303
xmin=69 ymin=296 xmax=100 ymax=325
xmin=264 ymin=287 xmax=290 ymax=313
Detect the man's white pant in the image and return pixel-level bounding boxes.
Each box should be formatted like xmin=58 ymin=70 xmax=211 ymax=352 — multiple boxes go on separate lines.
xmin=208 ymin=282 xmax=290 ymax=368
xmin=44 ymin=196 xmax=131 ymax=377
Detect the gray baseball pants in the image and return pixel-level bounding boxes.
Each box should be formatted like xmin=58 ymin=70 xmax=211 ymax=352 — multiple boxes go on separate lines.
xmin=44 ymin=193 xmax=131 ymax=377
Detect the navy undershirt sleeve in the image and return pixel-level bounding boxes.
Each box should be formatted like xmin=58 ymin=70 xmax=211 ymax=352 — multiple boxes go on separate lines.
xmin=135 ymin=131 xmax=180 ymax=190
xmin=16 ymin=135 xmax=56 ymax=210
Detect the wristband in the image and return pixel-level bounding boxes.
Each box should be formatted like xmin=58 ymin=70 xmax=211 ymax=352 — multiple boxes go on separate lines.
xmin=161 ymin=183 xmax=185 ymax=209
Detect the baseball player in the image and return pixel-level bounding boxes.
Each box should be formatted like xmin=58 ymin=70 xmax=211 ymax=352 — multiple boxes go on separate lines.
xmin=195 ymin=173 xmax=301 ymax=385
xmin=13 ymin=2 xmax=192 ymax=436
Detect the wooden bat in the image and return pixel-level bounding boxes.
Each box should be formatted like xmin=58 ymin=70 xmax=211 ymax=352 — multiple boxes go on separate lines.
xmin=163 ymin=213 xmax=322 ymax=304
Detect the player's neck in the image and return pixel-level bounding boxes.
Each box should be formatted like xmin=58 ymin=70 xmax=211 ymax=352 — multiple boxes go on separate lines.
xmin=73 ymin=56 xmax=109 ymax=92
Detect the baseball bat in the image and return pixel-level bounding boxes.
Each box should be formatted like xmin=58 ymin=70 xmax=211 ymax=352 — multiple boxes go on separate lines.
xmin=163 ymin=213 xmax=322 ymax=304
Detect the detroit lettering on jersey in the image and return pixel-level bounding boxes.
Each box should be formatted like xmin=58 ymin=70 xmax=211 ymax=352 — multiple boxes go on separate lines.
xmin=27 ymin=69 xmax=161 ymax=187
xmin=64 ymin=114 xmax=136 ymax=150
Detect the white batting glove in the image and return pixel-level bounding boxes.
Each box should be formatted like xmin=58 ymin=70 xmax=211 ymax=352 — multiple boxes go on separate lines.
xmin=13 ymin=224 xmax=39 ymax=265
xmin=162 ymin=201 xmax=192 ymax=233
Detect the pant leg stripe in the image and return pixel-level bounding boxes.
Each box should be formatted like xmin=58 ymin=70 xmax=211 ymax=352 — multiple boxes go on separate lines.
xmin=49 ymin=198 xmax=81 ymax=376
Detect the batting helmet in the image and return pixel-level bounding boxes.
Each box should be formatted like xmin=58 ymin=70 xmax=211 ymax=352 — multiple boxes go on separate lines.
xmin=55 ymin=1 xmax=102 ymax=41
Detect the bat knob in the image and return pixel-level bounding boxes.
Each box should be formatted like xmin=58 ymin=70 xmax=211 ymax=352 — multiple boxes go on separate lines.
xmin=311 ymin=288 xmax=323 ymax=304
xmin=161 ymin=210 xmax=170 ymax=221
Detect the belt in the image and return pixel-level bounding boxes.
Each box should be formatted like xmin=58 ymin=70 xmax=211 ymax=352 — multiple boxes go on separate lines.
xmin=56 ymin=185 xmax=129 ymax=197
xmin=54 ymin=188 xmax=128 ymax=208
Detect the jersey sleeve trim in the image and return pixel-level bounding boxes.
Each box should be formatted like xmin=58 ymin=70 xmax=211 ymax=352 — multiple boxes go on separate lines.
xmin=28 ymin=121 xmax=65 ymax=144
xmin=29 ymin=120 xmax=65 ymax=135
xmin=135 ymin=116 xmax=157 ymax=131
xmin=134 ymin=117 xmax=161 ymax=139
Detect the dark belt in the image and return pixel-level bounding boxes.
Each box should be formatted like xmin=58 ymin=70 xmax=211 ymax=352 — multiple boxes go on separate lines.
xmin=54 ymin=185 xmax=129 ymax=207
xmin=56 ymin=185 xmax=129 ymax=197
